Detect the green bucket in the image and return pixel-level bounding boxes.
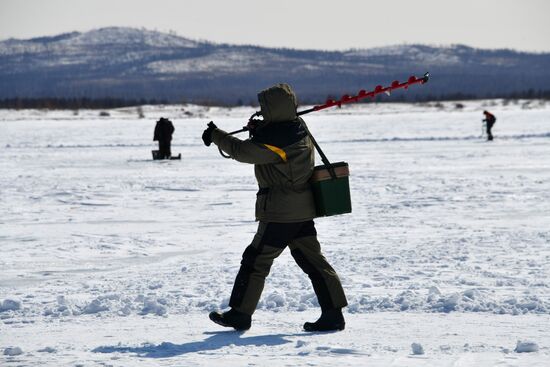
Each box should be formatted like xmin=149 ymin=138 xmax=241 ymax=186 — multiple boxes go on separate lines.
xmin=310 ymin=162 xmax=352 ymax=217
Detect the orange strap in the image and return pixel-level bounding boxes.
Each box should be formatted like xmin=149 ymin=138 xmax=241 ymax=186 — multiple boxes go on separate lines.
xmin=263 ymin=144 xmax=287 ymax=162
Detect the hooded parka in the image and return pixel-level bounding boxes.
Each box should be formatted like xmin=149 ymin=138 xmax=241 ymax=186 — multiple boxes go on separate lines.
xmin=211 ymin=83 xmax=317 ymax=223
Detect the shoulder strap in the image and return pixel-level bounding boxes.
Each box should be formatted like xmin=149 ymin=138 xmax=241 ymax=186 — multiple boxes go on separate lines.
xmin=300 ymin=119 xmax=337 ymax=179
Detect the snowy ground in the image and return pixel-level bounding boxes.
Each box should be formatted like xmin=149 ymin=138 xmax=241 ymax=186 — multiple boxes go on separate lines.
xmin=1 ymin=99 xmax=549 ymax=366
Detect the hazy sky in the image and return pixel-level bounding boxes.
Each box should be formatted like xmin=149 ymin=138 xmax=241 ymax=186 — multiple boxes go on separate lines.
xmin=1 ymin=0 xmax=549 ymax=52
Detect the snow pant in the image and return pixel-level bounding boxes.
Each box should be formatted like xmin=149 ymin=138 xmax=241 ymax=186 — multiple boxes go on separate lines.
xmin=486 ymin=121 xmax=494 ymax=141
xmin=229 ymin=220 xmax=348 ymax=315
xmin=158 ymin=139 xmax=171 ymax=159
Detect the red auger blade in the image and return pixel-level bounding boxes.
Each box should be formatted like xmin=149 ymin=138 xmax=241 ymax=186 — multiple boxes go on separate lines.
xmin=302 ymin=72 xmax=430 ymax=115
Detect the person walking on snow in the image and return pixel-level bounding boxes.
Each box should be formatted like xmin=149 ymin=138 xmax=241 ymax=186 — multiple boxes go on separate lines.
xmin=482 ymin=110 xmax=496 ymax=141
xmin=202 ymin=83 xmax=348 ymax=332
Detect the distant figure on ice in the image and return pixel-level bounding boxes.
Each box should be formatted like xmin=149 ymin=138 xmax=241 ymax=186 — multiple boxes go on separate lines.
xmin=482 ymin=110 xmax=496 ymax=141
xmin=202 ymin=83 xmax=348 ymax=332
xmin=153 ymin=117 xmax=179 ymax=159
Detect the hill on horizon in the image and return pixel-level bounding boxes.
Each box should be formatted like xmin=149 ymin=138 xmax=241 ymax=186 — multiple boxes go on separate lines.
xmin=1 ymin=27 xmax=550 ymax=105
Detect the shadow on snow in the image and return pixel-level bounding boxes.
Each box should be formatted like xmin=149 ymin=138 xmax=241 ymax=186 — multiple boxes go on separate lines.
xmin=92 ymin=331 xmax=310 ymax=358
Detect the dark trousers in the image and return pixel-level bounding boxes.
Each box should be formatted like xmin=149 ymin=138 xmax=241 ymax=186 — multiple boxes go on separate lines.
xmin=486 ymin=121 xmax=494 ymax=141
xmin=158 ymin=139 xmax=171 ymax=159
xmin=229 ymin=220 xmax=348 ymax=315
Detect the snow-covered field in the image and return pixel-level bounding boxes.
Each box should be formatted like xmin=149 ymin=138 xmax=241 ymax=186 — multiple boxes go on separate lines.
xmin=1 ymin=100 xmax=549 ymax=366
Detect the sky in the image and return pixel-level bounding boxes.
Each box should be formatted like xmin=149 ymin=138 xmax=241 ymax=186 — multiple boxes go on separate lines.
xmin=0 ymin=0 xmax=549 ymax=52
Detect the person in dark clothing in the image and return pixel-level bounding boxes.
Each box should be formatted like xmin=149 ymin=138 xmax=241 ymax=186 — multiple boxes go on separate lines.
xmin=482 ymin=110 xmax=496 ymax=141
xmin=202 ymin=84 xmax=347 ymax=332
xmin=153 ymin=117 xmax=175 ymax=159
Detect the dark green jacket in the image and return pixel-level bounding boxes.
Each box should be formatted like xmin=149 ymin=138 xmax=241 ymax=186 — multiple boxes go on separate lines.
xmin=211 ymin=84 xmax=316 ymax=223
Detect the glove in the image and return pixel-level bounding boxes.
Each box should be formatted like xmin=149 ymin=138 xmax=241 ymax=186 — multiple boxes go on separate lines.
xmin=202 ymin=121 xmax=217 ymax=146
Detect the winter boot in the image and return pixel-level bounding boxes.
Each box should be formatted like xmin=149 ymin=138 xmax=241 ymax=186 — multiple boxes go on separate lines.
xmin=303 ymin=309 xmax=345 ymax=332
xmin=209 ymin=308 xmax=251 ymax=331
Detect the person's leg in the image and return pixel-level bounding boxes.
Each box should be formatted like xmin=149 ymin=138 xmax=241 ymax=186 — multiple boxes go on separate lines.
xmin=166 ymin=139 xmax=172 ymax=158
xmin=210 ymin=222 xmax=300 ymax=330
xmin=157 ymin=140 xmax=163 ymax=158
xmin=289 ymin=221 xmax=347 ymax=311
xmin=230 ymin=222 xmax=303 ymax=314
xmin=289 ymin=221 xmax=347 ymax=331
xmin=487 ymin=121 xmax=494 ymax=141
xmin=159 ymin=139 xmax=170 ymax=158
xmin=230 ymin=245 xmax=282 ymax=314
